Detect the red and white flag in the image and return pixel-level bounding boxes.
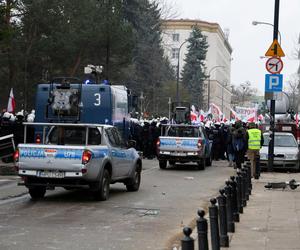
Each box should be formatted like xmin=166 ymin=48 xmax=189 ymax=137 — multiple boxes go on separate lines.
xmin=7 ymin=88 xmax=16 ymax=113
xmin=258 ymin=114 xmax=264 ymax=121
xmin=247 ymin=116 xmax=255 ymax=123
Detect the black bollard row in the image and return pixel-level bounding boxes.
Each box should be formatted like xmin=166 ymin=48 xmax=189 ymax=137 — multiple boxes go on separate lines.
xmin=197 ymin=210 xmax=209 ymax=250
xmin=181 ymin=166 xmax=259 ymax=250
xmin=181 ymin=227 xmax=194 ymax=250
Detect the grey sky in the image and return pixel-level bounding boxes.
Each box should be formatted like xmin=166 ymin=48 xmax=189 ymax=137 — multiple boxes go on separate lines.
xmin=164 ymin=0 xmax=300 ymax=94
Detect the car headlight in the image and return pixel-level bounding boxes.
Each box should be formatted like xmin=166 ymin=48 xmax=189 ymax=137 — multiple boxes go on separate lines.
xmin=260 ymin=153 xmax=267 ymax=160
xmin=285 ymin=154 xmax=298 ymax=160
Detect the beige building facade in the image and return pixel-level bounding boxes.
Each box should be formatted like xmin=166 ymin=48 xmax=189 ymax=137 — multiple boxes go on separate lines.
xmin=161 ymin=19 xmax=232 ymax=118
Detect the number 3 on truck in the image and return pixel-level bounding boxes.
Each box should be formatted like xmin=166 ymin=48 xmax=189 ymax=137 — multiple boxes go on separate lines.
xmin=94 ymin=93 xmax=101 ymax=106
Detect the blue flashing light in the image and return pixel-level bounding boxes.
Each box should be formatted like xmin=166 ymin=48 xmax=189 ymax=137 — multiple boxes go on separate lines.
xmin=102 ymin=79 xmax=110 ymax=85
xmin=84 ymin=79 xmax=91 ymax=84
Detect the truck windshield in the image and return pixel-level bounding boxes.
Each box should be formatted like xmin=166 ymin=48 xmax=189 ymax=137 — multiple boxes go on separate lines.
xmin=166 ymin=126 xmax=199 ymax=137
xmin=48 ymin=127 xmax=101 ymax=145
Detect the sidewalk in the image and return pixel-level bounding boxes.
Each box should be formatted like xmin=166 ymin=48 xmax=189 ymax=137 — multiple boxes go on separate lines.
xmin=227 ymin=172 xmax=300 ymax=250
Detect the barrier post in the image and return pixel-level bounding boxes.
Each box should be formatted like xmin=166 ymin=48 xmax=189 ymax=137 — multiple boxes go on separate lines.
xmin=230 ymin=176 xmax=240 ymax=222
xmin=209 ymin=198 xmax=220 ymax=250
xmin=217 ymin=189 xmax=229 ymax=247
xmin=181 ymin=227 xmax=194 ymax=250
xmin=197 ymin=210 xmax=209 ymax=250
xmin=236 ymin=172 xmax=243 ymax=213
xmin=225 ymin=181 xmax=235 ymax=233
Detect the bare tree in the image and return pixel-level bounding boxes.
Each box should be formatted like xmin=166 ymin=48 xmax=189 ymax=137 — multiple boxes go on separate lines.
xmin=154 ymin=0 xmax=179 ymax=20
xmin=285 ymin=73 xmax=300 ymax=112
xmin=231 ymin=81 xmax=257 ymax=107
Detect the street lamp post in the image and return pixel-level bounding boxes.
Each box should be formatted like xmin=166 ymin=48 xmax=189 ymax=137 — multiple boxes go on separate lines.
xmin=168 ymin=97 xmax=172 ymax=120
xmin=252 ymin=20 xmax=282 ymax=44
xmin=221 ymin=81 xmax=228 ymax=113
xmin=140 ymin=92 xmax=144 ymax=118
xmin=176 ymin=40 xmax=189 ymax=102
xmin=207 ymin=65 xmax=225 ymax=110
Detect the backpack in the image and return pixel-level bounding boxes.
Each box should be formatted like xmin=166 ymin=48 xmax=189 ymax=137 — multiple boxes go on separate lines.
xmin=232 ymin=137 xmax=245 ymax=152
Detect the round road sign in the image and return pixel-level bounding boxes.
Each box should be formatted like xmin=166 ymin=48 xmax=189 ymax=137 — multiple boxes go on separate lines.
xmin=265 ymin=57 xmax=283 ymax=74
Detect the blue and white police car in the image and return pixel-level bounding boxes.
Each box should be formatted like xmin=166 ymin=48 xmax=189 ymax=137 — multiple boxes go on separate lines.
xmin=14 ymin=122 xmax=142 ymax=201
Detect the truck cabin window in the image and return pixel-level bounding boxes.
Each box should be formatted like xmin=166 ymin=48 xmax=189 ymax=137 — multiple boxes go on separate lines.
xmin=48 ymin=127 xmax=101 ymax=145
xmin=166 ymin=126 xmax=199 ymax=137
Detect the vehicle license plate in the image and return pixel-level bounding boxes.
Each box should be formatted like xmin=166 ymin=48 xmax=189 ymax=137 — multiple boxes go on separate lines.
xmin=171 ymin=152 xmax=186 ymax=156
xmin=282 ymin=126 xmax=292 ymax=131
xmin=273 ymin=160 xmax=284 ymax=165
xmin=37 ymin=171 xmax=65 ymax=178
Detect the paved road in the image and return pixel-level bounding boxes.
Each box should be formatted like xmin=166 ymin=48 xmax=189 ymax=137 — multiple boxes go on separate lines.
xmin=0 ymin=159 xmax=234 ymax=250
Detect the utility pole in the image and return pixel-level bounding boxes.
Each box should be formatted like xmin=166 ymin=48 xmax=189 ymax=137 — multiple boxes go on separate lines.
xmin=267 ymin=0 xmax=280 ymax=172
xmin=168 ymin=97 xmax=172 ymax=120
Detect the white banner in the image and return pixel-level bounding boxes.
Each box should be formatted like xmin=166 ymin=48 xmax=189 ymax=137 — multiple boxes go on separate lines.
xmin=234 ymin=106 xmax=257 ymax=121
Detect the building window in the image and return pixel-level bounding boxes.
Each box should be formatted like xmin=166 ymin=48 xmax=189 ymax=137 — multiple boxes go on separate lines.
xmin=172 ymin=33 xmax=180 ymax=42
xmin=171 ymin=48 xmax=179 ymax=59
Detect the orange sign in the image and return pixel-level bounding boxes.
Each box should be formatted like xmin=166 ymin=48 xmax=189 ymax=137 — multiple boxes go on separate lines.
xmin=265 ymin=39 xmax=285 ymax=57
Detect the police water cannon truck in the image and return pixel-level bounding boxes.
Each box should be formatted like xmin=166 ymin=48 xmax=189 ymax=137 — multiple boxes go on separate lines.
xmin=34 ymin=73 xmax=135 ymax=140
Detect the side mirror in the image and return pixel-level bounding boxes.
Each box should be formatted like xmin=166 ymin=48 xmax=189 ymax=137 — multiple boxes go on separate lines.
xmin=127 ymin=140 xmax=136 ymax=148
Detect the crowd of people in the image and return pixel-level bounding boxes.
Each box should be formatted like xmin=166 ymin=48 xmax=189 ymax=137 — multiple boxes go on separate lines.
xmin=206 ymin=120 xmax=263 ymax=175
xmin=0 ymin=110 xmax=35 ymax=144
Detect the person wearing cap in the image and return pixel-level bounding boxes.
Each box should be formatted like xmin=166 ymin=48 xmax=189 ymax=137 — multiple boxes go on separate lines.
xmin=246 ymin=122 xmax=264 ymax=177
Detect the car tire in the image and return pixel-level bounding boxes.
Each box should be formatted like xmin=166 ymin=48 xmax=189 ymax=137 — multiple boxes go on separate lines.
xmin=93 ymin=169 xmax=110 ymax=201
xmin=197 ymin=158 xmax=206 ymax=170
xmin=159 ymin=160 xmax=167 ymax=169
xmin=126 ymin=166 xmax=141 ymax=192
xmin=205 ymin=155 xmax=212 ymax=166
xmin=169 ymin=160 xmax=176 ymax=166
xmin=28 ymin=186 xmax=46 ymax=200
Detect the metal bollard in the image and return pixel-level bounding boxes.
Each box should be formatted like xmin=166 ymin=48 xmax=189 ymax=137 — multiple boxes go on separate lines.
xmin=236 ymin=172 xmax=243 ymax=213
xmin=217 ymin=189 xmax=229 ymax=247
xmin=243 ymin=168 xmax=249 ymax=201
xmin=241 ymin=170 xmax=247 ymax=207
xmin=246 ymin=165 xmax=252 ymax=195
xmin=230 ymin=176 xmax=240 ymax=222
xmin=209 ymin=198 xmax=220 ymax=250
xmin=181 ymin=227 xmax=194 ymax=250
xmin=225 ymin=181 xmax=235 ymax=233
xmin=255 ymin=154 xmax=261 ymax=179
xmin=197 ymin=210 xmax=209 ymax=250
